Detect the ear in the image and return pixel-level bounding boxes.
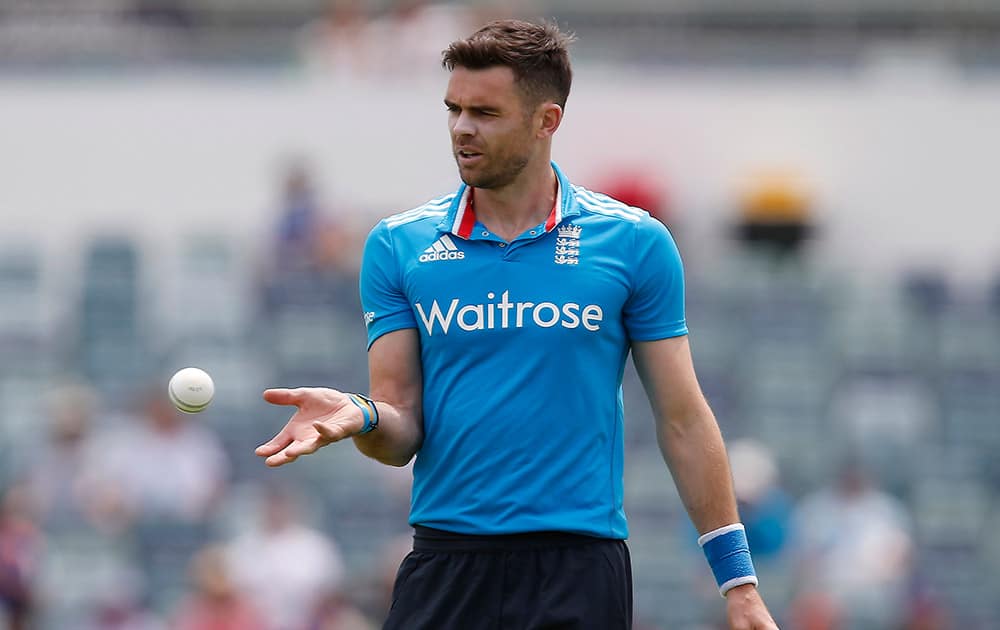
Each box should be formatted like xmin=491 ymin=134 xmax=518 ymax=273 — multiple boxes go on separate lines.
xmin=536 ymin=103 xmax=563 ymax=139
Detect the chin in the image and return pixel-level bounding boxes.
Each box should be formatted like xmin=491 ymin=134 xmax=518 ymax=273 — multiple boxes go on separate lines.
xmin=460 ymin=167 xmax=510 ymax=190
xmin=457 ymin=167 xmax=489 ymax=189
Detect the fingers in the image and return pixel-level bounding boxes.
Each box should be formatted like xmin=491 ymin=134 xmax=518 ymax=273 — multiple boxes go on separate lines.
xmin=255 ymin=432 xmax=292 ymax=457
xmin=264 ymin=436 xmax=326 ymax=467
xmin=265 ymin=448 xmax=299 ymax=467
xmin=262 ymin=421 xmax=358 ymax=466
xmin=262 ymin=388 xmax=304 ymax=406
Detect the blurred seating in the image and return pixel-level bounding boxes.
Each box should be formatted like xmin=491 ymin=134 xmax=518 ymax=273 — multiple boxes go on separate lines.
xmin=935 ymin=304 xmax=1000 ymax=387
xmin=315 ymin=452 xmax=411 ymax=577
xmin=76 ymin=237 xmax=149 ymax=405
xmin=259 ymin=266 xmax=368 ymax=393
xmin=938 ymin=364 xmax=1000 ymax=486
xmin=911 ymin=477 xmax=989 ymax=549
xmin=900 ymin=268 xmax=952 ymax=316
xmin=163 ymin=235 xmax=254 ymax=339
xmin=832 ymin=284 xmax=935 ymax=378
xmin=0 ymin=246 xmax=47 ymax=371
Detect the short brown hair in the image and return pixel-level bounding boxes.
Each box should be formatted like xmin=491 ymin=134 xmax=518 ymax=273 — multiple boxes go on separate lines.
xmin=442 ymin=19 xmax=574 ymax=109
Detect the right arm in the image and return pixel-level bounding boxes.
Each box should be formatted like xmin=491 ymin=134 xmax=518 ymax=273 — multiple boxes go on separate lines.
xmin=255 ymin=328 xmax=423 ymax=468
xmin=353 ymin=327 xmax=423 ymax=466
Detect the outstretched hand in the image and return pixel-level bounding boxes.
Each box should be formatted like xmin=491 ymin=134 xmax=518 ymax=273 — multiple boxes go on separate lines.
xmin=255 ymin=387 xmax=364 ymax=467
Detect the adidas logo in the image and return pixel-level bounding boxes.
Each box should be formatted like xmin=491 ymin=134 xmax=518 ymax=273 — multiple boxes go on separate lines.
xmin=419 ymin=234 xmax=465 ymax=262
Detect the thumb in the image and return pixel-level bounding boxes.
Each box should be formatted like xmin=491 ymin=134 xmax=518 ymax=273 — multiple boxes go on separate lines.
xmin=263 ymin=388 xmax=303 ymax=406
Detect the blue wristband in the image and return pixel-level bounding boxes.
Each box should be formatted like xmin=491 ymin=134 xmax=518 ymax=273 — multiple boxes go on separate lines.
xmin=348 ymin=393 xmax=379 ymax=434
xmin=698 ymin=523 xmax=758 ymax=597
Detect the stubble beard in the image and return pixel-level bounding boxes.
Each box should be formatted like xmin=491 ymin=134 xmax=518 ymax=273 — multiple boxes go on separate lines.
xmin=456 ymin=151 xmax=531 ymax=190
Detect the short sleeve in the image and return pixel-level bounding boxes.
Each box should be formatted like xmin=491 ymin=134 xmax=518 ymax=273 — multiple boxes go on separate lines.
xmin=623 ymin=215 xmax=688 ymax=341
xmin=360 ymin=221 xmax=417 ymax=348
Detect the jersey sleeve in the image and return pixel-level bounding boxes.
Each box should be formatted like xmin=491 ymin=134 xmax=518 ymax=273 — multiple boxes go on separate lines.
xmin=623 ymin=215 xmax=688 ymax=341
xmin=360 ymin=220 xmax=417 ymax=349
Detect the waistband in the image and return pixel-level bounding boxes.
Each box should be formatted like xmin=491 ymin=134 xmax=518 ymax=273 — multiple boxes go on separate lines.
xmin=412 ymin=525 xmax=617 ymax=552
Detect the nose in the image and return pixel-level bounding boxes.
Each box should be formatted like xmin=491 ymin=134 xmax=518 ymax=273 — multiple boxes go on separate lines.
xmin=450 ymin=110 xmax=476 ymax=139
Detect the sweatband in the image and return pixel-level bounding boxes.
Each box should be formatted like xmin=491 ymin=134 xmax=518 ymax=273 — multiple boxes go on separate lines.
xmin=348 ymin=393 xmax=380 ymax=434
xmin=698 ymin=523 xmax=758 ymax=596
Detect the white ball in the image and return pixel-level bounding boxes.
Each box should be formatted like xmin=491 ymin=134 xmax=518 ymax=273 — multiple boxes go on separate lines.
xmin=168 ymin=367 xmax=215 ymax=414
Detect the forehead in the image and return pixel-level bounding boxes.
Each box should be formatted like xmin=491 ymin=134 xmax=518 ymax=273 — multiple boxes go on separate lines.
xmin=445 ymin=66 xmax=522 ymax=106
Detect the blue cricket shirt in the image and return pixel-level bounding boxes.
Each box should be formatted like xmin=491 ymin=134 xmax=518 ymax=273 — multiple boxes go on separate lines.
xmin=360 ymin=162 xmax=687 ymax=539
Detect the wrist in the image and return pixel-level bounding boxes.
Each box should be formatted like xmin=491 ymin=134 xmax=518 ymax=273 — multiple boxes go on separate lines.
xmin=698 ymin=523 xmax=758 ymax=597
xmin=723 ymin=582 xmax=758 ymax=597
xmin=347 ymin=393 xmax=380 ymax=434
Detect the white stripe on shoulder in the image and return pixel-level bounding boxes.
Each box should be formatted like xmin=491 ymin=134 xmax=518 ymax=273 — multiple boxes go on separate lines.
xmin=385 ymin=209 xmax=447 ymax=228
xmin=573 ymin=187 xmax=646 ymax=220
xmin=575 ymin=195 xmax=643 ymax=223
xmin=385 ymin=195 xmax=454 ymax=227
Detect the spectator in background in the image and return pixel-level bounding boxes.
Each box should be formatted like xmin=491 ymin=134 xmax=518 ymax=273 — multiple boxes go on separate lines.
xmin=727 ymin=439 xmax=792 ymax=562
xmin=900 ymin=584 xmax=954 ymax=630
xmin=83 ymin=566 xmax=165 ymax=630
xmin=272 ymin=159 xmax=327 ymax=272
xmin=790 ymin=453 xmax=914 ymax=629
xmin=307 ymin=590 xmax=376 ymax=630
xmin=172 ymin=545 xmax=265 ymax=630
xmin=367 ymin=0 xmax=473 ymax=79
xmin=26 ymin=383 xmax=130 ymax=535
xmin=367 ymin=534 xmax=413 ymax=623
xmin=298 ymin=0 xmax=373 ymax=79
xmin=102 ymin=389 xmax=228 ymax=525
xmin=227 ymin=485 xmax=347 ymax=630
xmin=301 ymin=0 xmax=475 ymax=81
xmin=267 ymin=157 xmax=364 ymax=276
xmin=0 ymin=482 xmax=42 ymax=630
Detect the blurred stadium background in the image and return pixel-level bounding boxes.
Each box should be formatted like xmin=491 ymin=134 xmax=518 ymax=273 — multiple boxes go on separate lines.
xmin=1 ymin=1 xmax=999 ymax=628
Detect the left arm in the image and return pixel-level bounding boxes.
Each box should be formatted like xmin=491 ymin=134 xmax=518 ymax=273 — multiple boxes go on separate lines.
xmin=632 ymin=335 xmax=737 ymax=533
xmin=632 ymin=335 xmax=778 ymax=630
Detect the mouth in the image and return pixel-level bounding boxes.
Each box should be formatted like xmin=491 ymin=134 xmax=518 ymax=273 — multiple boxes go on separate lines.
xmin=456 ymin=149 xmax=483 ymax=165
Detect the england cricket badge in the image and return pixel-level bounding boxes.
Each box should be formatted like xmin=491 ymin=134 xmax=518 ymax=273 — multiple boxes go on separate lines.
xmin=554 ymin=224 xmax=581 ymax=265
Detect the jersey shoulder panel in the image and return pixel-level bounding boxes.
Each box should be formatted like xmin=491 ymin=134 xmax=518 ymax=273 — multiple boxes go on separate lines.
xmin=571 ymin=185 xmax=649 ymax=223
xmin=382 ymin=193 xmax=455 ymax=230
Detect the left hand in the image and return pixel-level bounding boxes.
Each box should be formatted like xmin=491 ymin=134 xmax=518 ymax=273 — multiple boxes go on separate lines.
xmin=725 ymin=584 xmax=779 ymax=630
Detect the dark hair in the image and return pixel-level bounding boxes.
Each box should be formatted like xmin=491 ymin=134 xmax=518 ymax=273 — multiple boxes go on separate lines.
xmin=442 ymin=19 xmax=574 ymax=109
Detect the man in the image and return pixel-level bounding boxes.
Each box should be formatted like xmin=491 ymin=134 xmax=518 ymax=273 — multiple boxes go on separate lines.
xmin=257 ymin=19 xmax=778 ymax=630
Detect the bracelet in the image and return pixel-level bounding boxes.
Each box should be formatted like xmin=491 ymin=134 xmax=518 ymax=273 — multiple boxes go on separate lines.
xmin=347 ymin=393 xmax=380 ymax=434
xmin=698 ymin=523 xmax=758 ymax=597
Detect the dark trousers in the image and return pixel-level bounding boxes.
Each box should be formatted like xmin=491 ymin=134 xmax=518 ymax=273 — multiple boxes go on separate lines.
xmin=383 ymin=526 xmax=633 ymax=630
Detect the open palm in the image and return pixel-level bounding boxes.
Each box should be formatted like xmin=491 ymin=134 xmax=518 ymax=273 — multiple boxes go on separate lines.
xmin=255 ymin=387 xmax=363 ymax=467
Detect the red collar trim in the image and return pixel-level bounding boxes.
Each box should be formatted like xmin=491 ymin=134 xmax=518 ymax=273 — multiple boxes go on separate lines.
xmin=455 ymin=183 xmax=562 ymax=240
xmin=457 ymin=190 xmax=478 ymax=239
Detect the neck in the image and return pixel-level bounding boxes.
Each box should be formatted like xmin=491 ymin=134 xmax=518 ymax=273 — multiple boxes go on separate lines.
xmin=472 ymin=158 xmax=556 ymax=242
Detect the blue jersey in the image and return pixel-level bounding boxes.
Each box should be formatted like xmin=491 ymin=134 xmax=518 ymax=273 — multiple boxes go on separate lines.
xmin=360 ymin=162 xmax=687 ymax=539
